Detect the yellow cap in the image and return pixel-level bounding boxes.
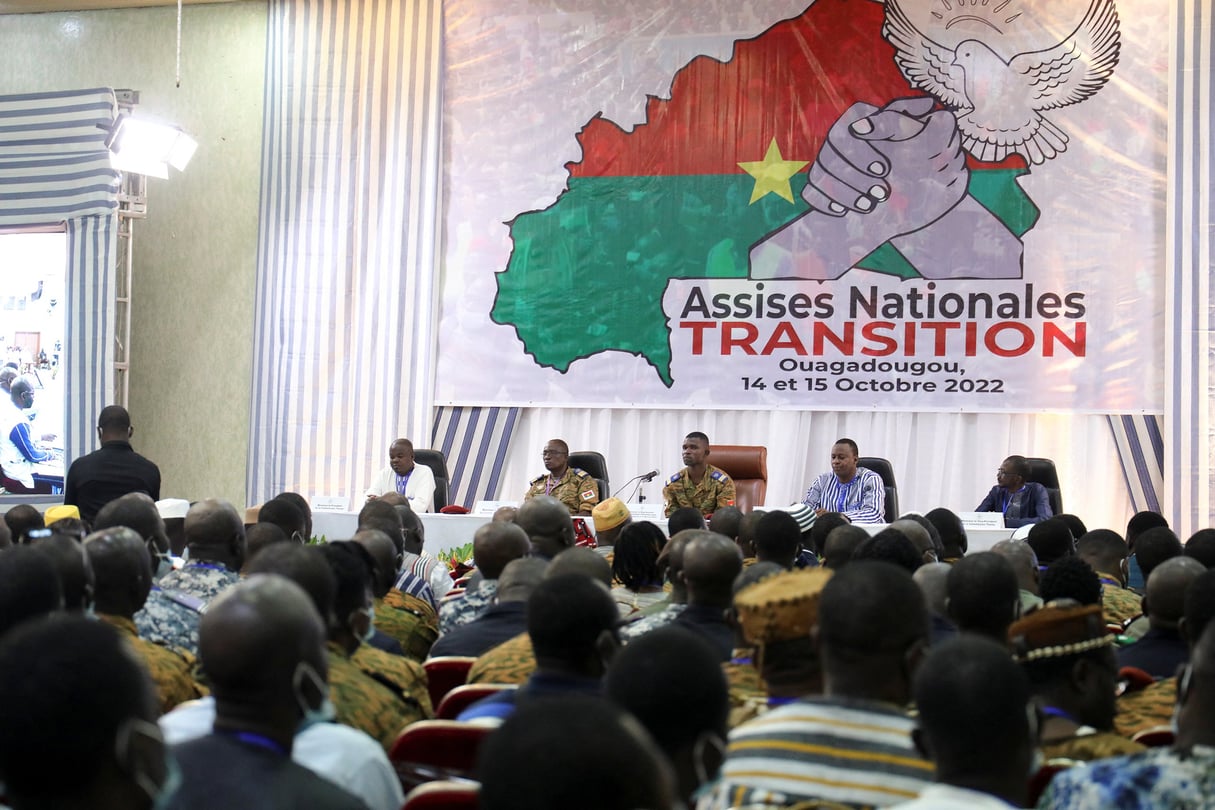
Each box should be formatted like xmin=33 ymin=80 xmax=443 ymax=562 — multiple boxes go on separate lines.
xmin=43 ymin=505 xmax=80 ymax=526
xmin=592 ymin=497 xmax=631 ymax=532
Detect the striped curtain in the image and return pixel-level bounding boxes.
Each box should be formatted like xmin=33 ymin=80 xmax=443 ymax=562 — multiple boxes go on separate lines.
xmin=431 ymin=406 xmax=520 ymax=508
xmin=247 ymin=0 xmax=443 ymax=506
xmin=1108 ymin=415 xmax=1164 ymax=514
xmin=0 ymin=88 xmax=118 ymax=468
xmin=1165 ymin=0 xmax=1213 ymax=537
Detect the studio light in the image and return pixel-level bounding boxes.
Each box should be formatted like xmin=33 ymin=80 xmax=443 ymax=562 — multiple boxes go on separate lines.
xmin=106 ymin=113 xmax=198 ymax=179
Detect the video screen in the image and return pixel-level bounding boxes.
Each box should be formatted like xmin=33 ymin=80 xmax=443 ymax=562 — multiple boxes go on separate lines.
xmin=0 ymin=231 xmax=66 ymax=495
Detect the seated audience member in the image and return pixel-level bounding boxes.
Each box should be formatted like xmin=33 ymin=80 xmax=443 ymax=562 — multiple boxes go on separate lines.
xmin=170 ymin=575 xmax=367 ymax=809
xmin=611 ymin=521 xmax=668 ymax=617
xmin=780 ymin=504 xmax=820 ymax=567
xmin=723 ymin=563 xmax=783 ymax=723
xmin=274 ymin=491 xmax=313 ymax=542
xmin=0 ymin=617 xmax=176 ymax=810
xmin=913 ymin=562 xmax=956 ymax=645
xmin=0 ymin=546 xmax=63 ymax=637
xmin=0 ymin=379 xmax=54 ymax=493
xmin=1115 ymin=568 xmax=1215 ymax=737
xmin=924 ymin=507 xmax=967 ymax=562
xmin=95 ymin=493 xmax=174 ymax=580
xmin=85 ymin=527 xmax=202 ymax=714
xmin=157 ymin=497 xmax=190 ymax=557
xmin=853 ymin=528 xmax=922 ymax=574
xmin=523 ymin=438 xmax=598 ymax=515
xmin=465 ymin=549 xmax=610 ymax=686
xmin=476 ymin=696 xmax=675 ymax=810
xmin=516 ymin=494 xmax=576 ymax=560
xmin=1055 ymin=513 xmax=1089 ymax=542
xmin=3 ymin=503 xmax=43 ymax=544
xmin=246 ymin=542 xmax=424 ymax=751
xmin=754 ymin=509 xmax=802 ymax=570
xmin=708 ymin=506 xmax=742 ymax=546
xmin=668 ymin=506 xmax=708 ymax=535
xmin=892 ymin=517 xmax=941 ymax=566
xmin=1027 ymin=517 xmax=1075 ymax=568
xmin=975 ymin=455 xmax=1053 ymax=528
xmin=1118 ymin=556 xmax=1206 ymax=679
xmin=822 ymin=524 xmax=867 ymax=570
xmin=606 ymin=627 xmax=729 ymax=809
xmin=394 ymin=503 xmax=452 ymax=601
xmin=458 ymin=574 xmax=620 ymax=724
xmin=801 ymin=438 xmax=885 ymax=524
xmin=809 ymin=511 xmax=849 ymax=561
xmin=364 ymin=437 xmax=436 ymax=512
xmin=439 ymin=521 xmax=532 ymax=634
xmin=732 ymin=568 xmax=832 ymax=719
xmin=1040 ymin=621 xmax=1215 ymax=809
xmin=662 ymin=432 xmax=736 ymax=518
xmin=135 ymin=499 xmax=244 ymax=656
xmin=429 ymin=558 xmax=547 ymax=658
xmin=736 ymin=511 xmax=762 ymax=565
xmin=620 ymin=530 xmax=694 ymax=640
xmin=359 ymin=500 xmax=437 ymax=613
xmin=1186 ymin=528 xmax=1215 ymax=568
xmin=348 ymin=529 xmax=416 ymax=658
xmin=242 ymin=523 xmax=290 ymax=572
xmin=945 ymin=553 xmax=1019 ymax=643
xmin=1121 ymin=526 xmax=1185 ymax=640
xmin=63 ymin=404 xmax=161 ymax=524
xmin=30 ymin=534 xmax=94 ymax=613
xmin=893 ymin=636 xmax=1036 ymax=810
xmin=1008 ymin=601 xmax=1143 ymax=762
xmin=672 ymin=531 xmax=742 ymax=660
xmin=257 ymin=497 xmax=307 ymax=545
xmin=991 ymin=538 xmax=1043 ymax=615
xmin=1126 ymin=511 xmax=1170 ymax=589
xmin=1039 ymin=555 xmax=1102 ymax=606
xmin=708 ymin=562 xmax=932 ymax=808
xmin=1077 ymin=529 xmax=1142 ymax=626
xmin=592 ymin=497 xmax=632 ymax=557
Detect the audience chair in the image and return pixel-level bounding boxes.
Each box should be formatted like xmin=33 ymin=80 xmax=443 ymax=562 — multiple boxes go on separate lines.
xmin=1132 ymin=726 xmax=1175 ymax=747
xmin=413 ymin=449 xmax=452 ymax=511
xmin=390 ymin=721 xmax=493 ymax=790
xmin=1024 ymin=457 xmax=1063 ymax=514
xmin=435 ymin=683 xmax=517 ymax=720
xmin=568 ymin=451 xmax=609 ymax=502
xmin=423 ymin=656 xmax=478 ymax=712
xmin=857 ymin=457 xmax=899 ymax=522
xmin=708 ymin=445 xmax=767 ymax=512
xmin=402 ymin=781 xmax=479 ymax=810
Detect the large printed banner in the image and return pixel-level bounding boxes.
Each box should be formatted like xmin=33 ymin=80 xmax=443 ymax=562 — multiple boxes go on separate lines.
xmin=437 ymin=0 xmax=1167 ymax=412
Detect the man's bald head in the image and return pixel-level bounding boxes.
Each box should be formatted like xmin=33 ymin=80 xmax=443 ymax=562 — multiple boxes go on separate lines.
xmin=681 ymin=531 xmax=743 ymax=609
xmin=473 ymin=521 xmax=531 ymax=581
xmin=31 ymin=535 xmax=94 ymax=614
xmin=84 ymin=527 xmax=152 ymax=617
xmin=892 ymin=518 xmax=939 ymax=565
xmin=991 ymin=538 xmax=1040 ymax=594
xmin=352 ymin=529 xmax=399 ymax=597
xmin=516 ymin=495 xmax=575 ymax=559
xmin=497 ymin=558 xmax=549 ymax=603
xmin=94 ymin=492 xmax=169 ymax=556
xmin=200 ymin=575 xmax=327 ymax=721
xmin=545 ymin=546 xmax=610 ymax=587
xmin=184 ymin=499 xmax=246 ymax=569
xmin=823 ymin=525 xmax=867 ymax=570
xmin=913 ymin=562 xmax=952 ymax=617
xmin=1146 ymin=556 xmax=1208 ymax=629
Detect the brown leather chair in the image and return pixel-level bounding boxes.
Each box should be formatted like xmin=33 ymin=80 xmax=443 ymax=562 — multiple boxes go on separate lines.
xmin=708 ymin=445 xmax=767 ymax=512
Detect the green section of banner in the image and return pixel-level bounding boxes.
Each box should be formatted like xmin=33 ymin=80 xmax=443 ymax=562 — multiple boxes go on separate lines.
xmin=494 ymin=168 xmax=1035 ymax=385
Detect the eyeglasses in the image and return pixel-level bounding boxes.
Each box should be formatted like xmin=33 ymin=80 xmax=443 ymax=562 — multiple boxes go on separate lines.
xmin=541 ymin=450 xmax=566 ymax=457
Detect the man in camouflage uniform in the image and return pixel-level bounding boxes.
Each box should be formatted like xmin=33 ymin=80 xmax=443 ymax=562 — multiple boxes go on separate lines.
xmin=135 ymin=499 xmax=244 ymax=655
xmin=523 ymin=438 xmax=599 ymax=515
xmin=86 ymin=526 xmax=204 ymax=715
xmin=1077 ymin=530 xmax=1143 ymax=626
xmin=355 ymin=528 xmax=439 ymax=661
xmin=662 ymin=432 xmax=736 ymax=518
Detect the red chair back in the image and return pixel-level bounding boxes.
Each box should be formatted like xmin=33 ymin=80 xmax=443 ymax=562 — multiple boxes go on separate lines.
xmin=1132 ymin=726 xmax=1175 ymax=747
xmin=436 ymin=684 xmax=516 ymax=720
xmin=423 ymin=656 xmax=477 ymax=711
xmin=390 ymin=721 xmax=493 ymax=790
xmin=402 ymin=781 xmax=480 ymax=810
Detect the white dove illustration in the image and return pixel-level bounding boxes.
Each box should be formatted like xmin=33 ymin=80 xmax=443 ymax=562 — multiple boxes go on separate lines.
xmin=882 ymin=0 xmax=1121 ymax=164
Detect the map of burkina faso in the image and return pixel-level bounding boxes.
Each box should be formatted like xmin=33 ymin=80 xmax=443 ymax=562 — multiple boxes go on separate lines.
xmin=490 ymin=0 xmax=1034 ymax=386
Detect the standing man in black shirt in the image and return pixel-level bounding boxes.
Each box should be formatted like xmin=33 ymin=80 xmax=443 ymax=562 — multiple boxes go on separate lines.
xmin=64 ymin=405 xmax=161 ymax=524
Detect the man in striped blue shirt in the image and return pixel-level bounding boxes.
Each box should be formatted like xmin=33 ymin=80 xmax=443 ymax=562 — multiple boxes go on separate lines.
xmin=802 ymin=438 xmax=885 ymax=524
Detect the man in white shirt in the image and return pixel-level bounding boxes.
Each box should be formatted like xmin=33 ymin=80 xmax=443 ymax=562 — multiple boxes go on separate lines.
xmin=364 ymin=438 xmax=435 ymax=512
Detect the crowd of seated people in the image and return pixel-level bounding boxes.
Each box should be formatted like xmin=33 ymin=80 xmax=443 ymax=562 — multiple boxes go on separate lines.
xmin=3 ymin=434 xmax=1215 ymax=809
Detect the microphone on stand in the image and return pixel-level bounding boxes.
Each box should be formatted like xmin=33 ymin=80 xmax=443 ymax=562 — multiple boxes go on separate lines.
xmin=639 ymin=470 xmax=659 ymax=482
xmin=612 ymin=470 xmax=662 ymax=502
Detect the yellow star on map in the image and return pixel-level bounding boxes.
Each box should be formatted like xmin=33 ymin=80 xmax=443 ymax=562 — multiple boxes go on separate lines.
xmin=737 ymin=138 xmax=809 ymax=204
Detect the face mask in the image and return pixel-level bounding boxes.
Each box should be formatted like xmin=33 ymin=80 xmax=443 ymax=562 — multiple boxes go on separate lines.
xmin=692 ymin=731 xmax=725 ymax=787
xmin=292 ymin=661 xmax=337 ymax=732
xmin=115 ymin=717 xmax=179 ymax=809
xmin=363 ymin=605 xmax=376 ymax=642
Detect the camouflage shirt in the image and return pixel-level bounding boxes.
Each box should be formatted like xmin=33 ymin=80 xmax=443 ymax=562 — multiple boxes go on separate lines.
xmin=724 ymin=649 xmax=768 ymax=729
xmin=1115 ymin=677 xmax=1177 ymax=738
xmin=326 ymin=641 xmax=414 ymax=752
xmin=1040 ymin=728 xmax=1146 ymax=762
xmin=100 ymin=613 xmax=205 ymax=715
xmin=1098 ymin=573 xmax=1144 ymax=626
xmin=467 ymin=631 xmax=535 ymax=685
xmin=524 ymin=467 xmax=599 ymax=515
xmin=662 ymin=464 xmax=736 ymax=518
xmin=620 ymin=603 xmax=686 ymax=641
xmin=134 ymin=561 xmax=240 ymax=655
xmin=351 ymin=643 xmax=433 ymax=724
xmin=439 ymin=580 xmax=498 ymax=635
xmin=376 ymin=589 xmax=439 ymax=662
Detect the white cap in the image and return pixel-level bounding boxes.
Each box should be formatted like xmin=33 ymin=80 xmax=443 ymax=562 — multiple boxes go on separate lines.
xmin=1012 ymin=523 xmax=1034 ymax=541
xmin=156 ymin=498 xmax=190 ymax=520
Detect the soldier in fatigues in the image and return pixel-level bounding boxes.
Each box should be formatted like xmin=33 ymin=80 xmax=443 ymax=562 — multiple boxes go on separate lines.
xmin=523 ymin=438 xmax=599 ymax=515
xmin=662 ymin=432 xmax=736 ymax=518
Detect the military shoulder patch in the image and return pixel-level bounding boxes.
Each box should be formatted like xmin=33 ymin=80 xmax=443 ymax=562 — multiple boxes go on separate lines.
xmin=667 ymin=473 xmax=681 ymax=485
